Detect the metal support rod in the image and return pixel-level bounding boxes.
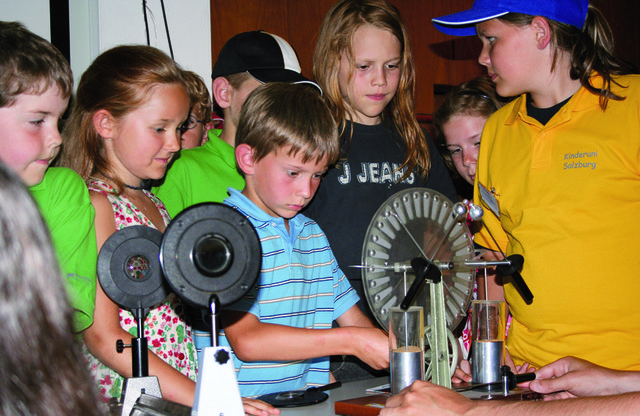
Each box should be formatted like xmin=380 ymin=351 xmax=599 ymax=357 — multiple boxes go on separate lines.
xmin=209 ymin=294 xmax=220 ymax=348
xmin=430 ymin=279 xmax=451 ymax=388
xmin=464 ymin=259 xmax=511 ymax=268
xmin=132 ymin=307 xmax=149 ymax=378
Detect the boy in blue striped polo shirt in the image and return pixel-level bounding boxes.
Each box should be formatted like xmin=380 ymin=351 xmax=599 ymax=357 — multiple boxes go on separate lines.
xmin=219 ymin=82 xmax=389 ymax=397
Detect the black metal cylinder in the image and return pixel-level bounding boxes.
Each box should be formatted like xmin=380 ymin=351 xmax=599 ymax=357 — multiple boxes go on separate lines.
xmin=131 ymin=337 xmax=149 ymax=377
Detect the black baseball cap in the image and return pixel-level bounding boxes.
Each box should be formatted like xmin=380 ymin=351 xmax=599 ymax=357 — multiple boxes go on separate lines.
xmin=211 ymin=30 xmax=321 ymax=92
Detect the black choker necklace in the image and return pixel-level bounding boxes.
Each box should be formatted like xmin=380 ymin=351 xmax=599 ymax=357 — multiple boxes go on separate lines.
xmin=124 ymin=183 xmax=145 ymax=191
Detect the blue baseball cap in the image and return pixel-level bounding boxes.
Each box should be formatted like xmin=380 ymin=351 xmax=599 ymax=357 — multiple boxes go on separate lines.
xmin=432 ymin=0 xmax=589 ymax=36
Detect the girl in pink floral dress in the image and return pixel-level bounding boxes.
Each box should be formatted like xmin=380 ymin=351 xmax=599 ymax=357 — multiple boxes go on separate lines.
xmin=85 ymin=178 xmax=197 ymax=400
xmin=59 ymin=45 xmax=278 ymax=416
xmin=58 ymin=45 xmax=198 ymax=406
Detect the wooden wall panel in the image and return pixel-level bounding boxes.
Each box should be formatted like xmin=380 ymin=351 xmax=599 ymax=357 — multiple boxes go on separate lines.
xmin=209 ymin=0 xmax=334 ymax=90
xmin=396 ymin=0 xmax=482 ymax=114
xmin=282 ymin=1 xmax=336 ymax=79
xmin=210 ymin=0 xmax=481 ymax=116
xmin=210 ymin=0 xmax=639 ymax=116
xmin=591 ymin=0 xmax=640 ymax=71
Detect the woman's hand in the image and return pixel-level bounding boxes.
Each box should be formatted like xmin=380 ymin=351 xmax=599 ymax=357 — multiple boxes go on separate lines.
xmin=530 ymin=356 xmax=640 ymax=400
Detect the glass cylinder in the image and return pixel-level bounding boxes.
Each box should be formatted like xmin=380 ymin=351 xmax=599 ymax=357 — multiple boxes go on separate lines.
xmin=389 ymin=306 xmax=425 ymax=395
xmin=471 ymin=300 xmax=506 ymax=389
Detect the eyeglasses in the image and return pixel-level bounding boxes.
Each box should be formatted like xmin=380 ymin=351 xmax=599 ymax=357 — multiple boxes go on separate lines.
xmin=182 ymin=114 xmax=202 ymax=131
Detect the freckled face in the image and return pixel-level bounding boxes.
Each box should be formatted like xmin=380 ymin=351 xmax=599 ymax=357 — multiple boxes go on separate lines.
xmin=338 ymin=23 xmax=401 ymax=125
xmin=442 ymin=114 xmax=487 ymax=185
xmin=243 ymin=145 xmax=329 ymax=220
xmin=107 ymin=83 xmax=189 ymax=185
xmin=0 ymin=86 xmax=68 ymax=186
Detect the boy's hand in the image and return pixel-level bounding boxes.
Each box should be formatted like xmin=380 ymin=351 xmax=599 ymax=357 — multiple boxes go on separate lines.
xmin=242 ymin=398 xmax=281 ymax=415
xmin=336 ymin=305 xmax=389 ymax=370
xmin=350 ymin=326 xmax=389 ymax=370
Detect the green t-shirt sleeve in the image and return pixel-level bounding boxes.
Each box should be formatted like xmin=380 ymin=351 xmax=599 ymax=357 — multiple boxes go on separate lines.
xmin=30 ymin=168 xmax=97 ymax=332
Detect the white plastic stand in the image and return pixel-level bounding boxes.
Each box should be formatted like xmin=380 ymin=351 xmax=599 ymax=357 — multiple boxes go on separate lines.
xmin=191 ymin=296 xmax=244 ymax=416
xmin=121 ymin=376 xmax=162 ymax=416
xmin=191 ymin=346 xmax=244 ymax=416
xmin=118 ymin=311 xmax=163 ymax=416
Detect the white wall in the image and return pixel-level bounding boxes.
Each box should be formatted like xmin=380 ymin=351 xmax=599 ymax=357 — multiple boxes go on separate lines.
xmin=0 ymin=0 xmax=212 ymax=94
xmin=69 ymin=0 xmax=212 ymax=94
xmin=0 ymin=0 xmax=50 ymax=40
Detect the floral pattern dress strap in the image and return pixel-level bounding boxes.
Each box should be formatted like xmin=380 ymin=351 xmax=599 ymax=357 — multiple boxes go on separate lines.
xmin=84 ymin=179 xmax=197 ymax=402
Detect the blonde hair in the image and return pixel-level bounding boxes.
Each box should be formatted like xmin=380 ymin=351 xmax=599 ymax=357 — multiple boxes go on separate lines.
xmin=59 ymin=45 xmax=186 ymax=193
xmin=313 ymin=0 xmax=429 ymax=179
xmin=236 ymin=83 xmax=339 ymax=170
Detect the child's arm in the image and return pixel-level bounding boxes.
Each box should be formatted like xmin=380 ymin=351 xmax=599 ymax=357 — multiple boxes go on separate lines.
xmin=85 ymin=193 xmax=279 ymax=415
xmin=336 ymin=304 xmax=390 ymax=370
xmin=222 ymin=306 xmax=389 ymax=370
xmin=335 ymin=303 xmax=379 ymax=327
xmin=83 ymin=191 xmax=196 ymax=406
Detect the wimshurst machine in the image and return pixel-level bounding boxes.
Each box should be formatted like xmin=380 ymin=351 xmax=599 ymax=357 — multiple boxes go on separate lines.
xmin=97 ymin=203 xmax=261 ymax=416
xmin=359 ymin=188 xmax=535 ymax=397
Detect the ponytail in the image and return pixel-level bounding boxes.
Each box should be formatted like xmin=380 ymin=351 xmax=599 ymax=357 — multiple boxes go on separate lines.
xmin=570 ymin=5 xmax=637 ymax=108
xmin=501 ymin=5 xmax=638 ymax=110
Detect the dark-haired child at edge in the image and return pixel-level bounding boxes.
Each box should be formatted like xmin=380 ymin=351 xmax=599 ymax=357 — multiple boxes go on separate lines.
xmin=303 ymin=0 xmax=459 ymax=381
xmin=219 ymin=82 xmax=389 ymax=398
xmin=0 ymin=160 xmax=106 ymax=416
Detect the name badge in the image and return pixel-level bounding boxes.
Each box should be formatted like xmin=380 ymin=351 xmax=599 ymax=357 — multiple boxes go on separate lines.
xmin=478 ymin=183 xmax=500 ymax=219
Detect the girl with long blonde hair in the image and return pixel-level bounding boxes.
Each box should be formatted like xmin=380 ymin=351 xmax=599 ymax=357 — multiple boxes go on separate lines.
xmin=304 ymin=0 xmax=458 ymax=380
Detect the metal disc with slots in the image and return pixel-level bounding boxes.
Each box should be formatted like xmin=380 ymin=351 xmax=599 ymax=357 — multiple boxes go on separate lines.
xmin=361 ymin=188 xmax=475 ymax=331
xmin=160 ymin=203 xmax=261 ymax=308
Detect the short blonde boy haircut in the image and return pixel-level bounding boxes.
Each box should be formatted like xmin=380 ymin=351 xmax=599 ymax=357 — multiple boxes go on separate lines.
xmin=236 ymin=83 xmax=339 ymax=168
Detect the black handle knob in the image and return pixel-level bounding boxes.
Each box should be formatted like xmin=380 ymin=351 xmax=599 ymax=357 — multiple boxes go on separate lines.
xmin=496 ymin=254 xmax=533 ymax=304
xmin=116 ymin=339 xmax=128 ymax=353
xmin=400 ymin=257 xmax=442 ymax=310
